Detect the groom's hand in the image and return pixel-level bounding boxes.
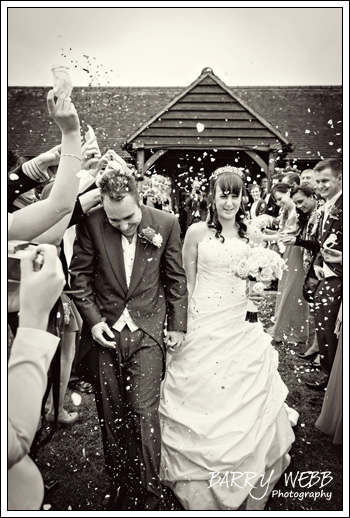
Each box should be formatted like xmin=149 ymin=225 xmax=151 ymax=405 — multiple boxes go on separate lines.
xmin=91 ymin=322 xmax=116 ymax=349
xmin=165 ymin=331 xmax=185 ymax=352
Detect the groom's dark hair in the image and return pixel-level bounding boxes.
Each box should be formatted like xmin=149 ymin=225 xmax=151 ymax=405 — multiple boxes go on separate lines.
xmin=99 ymin=169 xmax=140 ymax=205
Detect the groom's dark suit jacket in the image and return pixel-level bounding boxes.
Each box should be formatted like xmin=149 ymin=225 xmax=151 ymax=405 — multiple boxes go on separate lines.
xmin=70 ymin=204 xmax=188 ymax=365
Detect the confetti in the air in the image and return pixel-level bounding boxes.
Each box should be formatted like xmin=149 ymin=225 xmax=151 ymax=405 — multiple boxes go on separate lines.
xmin=71 ymin=392 xmax=82 ymax=406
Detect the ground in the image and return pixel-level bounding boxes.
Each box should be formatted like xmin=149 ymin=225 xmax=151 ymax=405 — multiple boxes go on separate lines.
xmin=34 ymin=294 xmax=343 ymax=512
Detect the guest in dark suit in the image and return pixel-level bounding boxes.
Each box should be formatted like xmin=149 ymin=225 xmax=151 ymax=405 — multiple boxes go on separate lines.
xmin=300 ymin=168 xmax=324 ymax=204
xmin=70 ymin=163 xmax=188 ymax=510
xmin=265 ymin=173 xmax=284 ymax=219
xmin=260 ymin=177 xmax=268 ymax=200
xmin=305 ymin=158 xmax=342 ymax=390
xmin=248 ymin=184 xmax=267 ymax=219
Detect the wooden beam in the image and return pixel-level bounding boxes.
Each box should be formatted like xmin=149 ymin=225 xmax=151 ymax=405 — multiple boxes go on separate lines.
xmin=136 ymin=148 xmax=145 ymax=174
xmin=244 ymin=150 xmax=268 ymax=175
xmin=160 ymin=111 xmax=260 ymax=120
xmin=150 ymin=120 xmax=266 ymax=129
xmin=179 ymin=93 xmax=234 ymax=102
xmin=127 ymin=144 xmax=273 ymax=152
xmin=143 ymin=150 xmax=168 ymax=173
xmin=170 ymin=102 xmax=246 ymax=111
xmin=268 ymin=150 xmax=278 ymax=186
xmin=141 ymin=128 xmax=275 ymax=138
xmin=133 ymin=137 xmax=279 ymax=147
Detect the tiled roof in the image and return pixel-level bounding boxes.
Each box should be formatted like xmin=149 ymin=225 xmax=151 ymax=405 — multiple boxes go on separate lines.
xmin=124 ymin=72 xmax=292 ymax=153
xmin=8 ymin=84 xmax=342 ymax=162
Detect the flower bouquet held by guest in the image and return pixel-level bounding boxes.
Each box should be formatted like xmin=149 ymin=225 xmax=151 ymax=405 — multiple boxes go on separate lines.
xmin=159 ymin=166 xmax=298 ymax=511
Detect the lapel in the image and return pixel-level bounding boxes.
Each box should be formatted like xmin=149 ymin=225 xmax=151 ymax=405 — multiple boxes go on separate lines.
xmin=101 ymin=216 xmax=128 ymax=295
xmin=127 ymin=206 xmax=157 ymax=299
xmin=321 ymin=194 xmax=342 ymax=246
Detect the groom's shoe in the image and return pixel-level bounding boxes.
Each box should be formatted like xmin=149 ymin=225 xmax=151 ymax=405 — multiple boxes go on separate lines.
xmin=305 ymin=378 xmax=328 ymax=390
xmin=144 ymin=496 xmax=161 ymax=510
xmin=121 ymin=491 xmax=145 ymax=511
xmin=100 ymin=481 xmax=119 ymax=510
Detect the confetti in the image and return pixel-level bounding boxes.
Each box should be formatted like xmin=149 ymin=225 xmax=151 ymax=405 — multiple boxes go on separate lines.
xmin=71 ymin=392 xmax=82 ymax=406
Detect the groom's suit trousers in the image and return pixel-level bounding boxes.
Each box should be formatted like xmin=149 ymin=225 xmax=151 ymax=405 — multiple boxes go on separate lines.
xmin=77 ymin=326 xmax=163 ymax=502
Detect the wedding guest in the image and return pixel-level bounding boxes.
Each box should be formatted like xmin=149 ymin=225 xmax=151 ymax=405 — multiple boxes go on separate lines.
xmin=260 ymin=176 xmax=269 ymax=199
xmin=300 ymin=168 xmax=317 ymax=190
xmin=265 ymin=172 xmax=284 ymax=219
xmin=8 ymin=244 xmax=65 ymax=510
xmin=8 ymin=90 xmax=82 ymax=242
xmin=8 ymin=146 xmax=59 ymax=212
xmin=264 ymin=183 xmax=310 ymax=344
xmin=282 ymin=186 xmax=322 ymax=362
xmin=151 ymin=174 xmax=166 ymax=208
xmin=248 ymin=184 xmax=267 ymax=219
xmin=282 ymin=171 xmax=301 ymax=188
xmin=161 ymin=176 xmax=174 ymax=213
xmin=315 ymin=303 xmax=342 ymax=443
xmin=159 ymin=166 xmax=298 ymax=511
xmin=70 ymin=165 xmax=187 ymax=511
xmin=33 ymin=181 xmax=100 ymax=426
xmin=182 ymin=179 xmax=208 ymax=232
xmin=300 ymin=168 xmax=323 ymax=203
xmin=305 ymin=159 xmax=342 ymax=390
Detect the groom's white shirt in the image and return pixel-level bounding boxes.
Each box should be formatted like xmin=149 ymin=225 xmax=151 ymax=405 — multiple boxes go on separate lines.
xmin=112 ymin=233 xmax=139 ymax=332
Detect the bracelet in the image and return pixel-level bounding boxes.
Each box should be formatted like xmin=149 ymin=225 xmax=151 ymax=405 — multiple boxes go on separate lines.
xmin=60 ymin=153 xmax=82 ymax=162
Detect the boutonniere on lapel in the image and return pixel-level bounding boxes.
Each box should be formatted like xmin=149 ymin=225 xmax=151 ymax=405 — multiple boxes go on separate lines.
xmin=328 ymin=205 xmax=341 ymax=220
xmin=138 ymin=226 xmax=163 ymax=249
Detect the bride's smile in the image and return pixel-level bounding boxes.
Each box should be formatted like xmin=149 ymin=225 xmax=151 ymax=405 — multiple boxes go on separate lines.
xmin=216 ymin=187 xmax=242 ymax=220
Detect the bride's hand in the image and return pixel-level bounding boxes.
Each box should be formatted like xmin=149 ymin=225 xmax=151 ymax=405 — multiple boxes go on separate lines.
xmin=165 ymin=331 xmax=185 ymax=352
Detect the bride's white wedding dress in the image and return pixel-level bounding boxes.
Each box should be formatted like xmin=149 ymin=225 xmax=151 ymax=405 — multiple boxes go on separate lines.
xmin=159 ymin=235 xmax=298 ymax=510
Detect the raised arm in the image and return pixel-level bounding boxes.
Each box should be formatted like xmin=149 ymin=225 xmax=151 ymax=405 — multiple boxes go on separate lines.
xmin=33 ymin=189 xmax=101 ymax=246
xmin=8 ymin=91 xmax=82 ymax=241
xmin=8 ymin=244 xmax=64 ymax=468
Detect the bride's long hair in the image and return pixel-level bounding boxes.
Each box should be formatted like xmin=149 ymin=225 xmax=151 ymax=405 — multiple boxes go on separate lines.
xmin=207 ymin=166 xmax=248 ymax=241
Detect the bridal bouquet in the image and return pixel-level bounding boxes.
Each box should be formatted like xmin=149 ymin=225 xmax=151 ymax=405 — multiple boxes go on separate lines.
xmin=230 ymin=245 xmax=287 ymax=323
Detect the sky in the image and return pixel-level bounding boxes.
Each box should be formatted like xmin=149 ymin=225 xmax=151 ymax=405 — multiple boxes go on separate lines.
xmin=5 ymin=3 xmax=347 ymax=88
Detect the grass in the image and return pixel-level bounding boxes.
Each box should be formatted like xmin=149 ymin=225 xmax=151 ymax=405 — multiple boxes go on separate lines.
xmin=34 ymin=295 xmax=343 ymax=511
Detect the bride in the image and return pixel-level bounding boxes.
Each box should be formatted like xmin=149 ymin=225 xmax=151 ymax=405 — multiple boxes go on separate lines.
xmin=159 ymin=166 xmax=298 ymax=511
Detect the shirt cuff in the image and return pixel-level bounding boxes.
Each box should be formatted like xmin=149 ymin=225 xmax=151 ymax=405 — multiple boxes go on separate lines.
xmin=22 ymin=158 xmax=50 ymax=183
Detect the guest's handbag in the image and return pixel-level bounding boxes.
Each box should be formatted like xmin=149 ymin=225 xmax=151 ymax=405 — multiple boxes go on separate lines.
xmin=302 ymin=264 xmax=320 ymax=304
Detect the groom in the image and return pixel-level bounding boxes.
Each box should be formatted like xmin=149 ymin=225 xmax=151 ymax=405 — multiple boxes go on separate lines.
xmin=70 ymin=163 xmax=188 ymax=510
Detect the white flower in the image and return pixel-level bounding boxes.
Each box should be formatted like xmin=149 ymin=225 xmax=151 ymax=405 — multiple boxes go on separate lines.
xmin=252 ymin=281 xmax=265 ymax=294
xmin=139 ymin=226 xmax=163 ymax=248
xmin=236 ymin=258 xmax=251 ymax=279
xmin=152 ymin=234 xmax=163 ymax=248
xmin=258 ymin=266 xmax=274 ymax=282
